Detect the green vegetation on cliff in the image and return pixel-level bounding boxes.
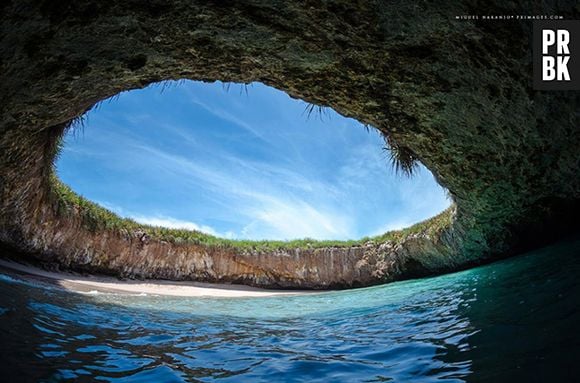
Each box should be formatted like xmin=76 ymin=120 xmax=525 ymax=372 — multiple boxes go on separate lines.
xmin=49 ymin=174 xmax=453 ymax=252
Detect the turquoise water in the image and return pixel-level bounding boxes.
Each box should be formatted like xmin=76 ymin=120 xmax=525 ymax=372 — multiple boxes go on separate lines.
xmin=0 ymin=238 xmax=579 ymax=382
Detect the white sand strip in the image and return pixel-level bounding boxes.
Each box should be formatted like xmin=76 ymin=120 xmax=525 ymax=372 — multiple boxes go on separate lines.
xmin=0 ymin=259 xmax=320 ymax=298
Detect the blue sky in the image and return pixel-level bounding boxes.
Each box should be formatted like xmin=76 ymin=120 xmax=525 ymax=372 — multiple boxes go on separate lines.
xmin=57 ymin=80 xmax=449 ymax=240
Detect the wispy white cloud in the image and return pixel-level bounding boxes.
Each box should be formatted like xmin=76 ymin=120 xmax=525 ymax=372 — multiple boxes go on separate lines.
xmin=239 ymin=195 xmax=353 ymax=240
xmin=117 ymin=143 xmax=355 ymax=240
xmin=91 ymin=133 xmax=449 ymax=240
xmin=185 ymin=89 xmax=271 ymax=143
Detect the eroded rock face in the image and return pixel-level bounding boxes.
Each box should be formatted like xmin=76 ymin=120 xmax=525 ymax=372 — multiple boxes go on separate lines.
xmin=0 ymin=1 xmax=578 ymax=288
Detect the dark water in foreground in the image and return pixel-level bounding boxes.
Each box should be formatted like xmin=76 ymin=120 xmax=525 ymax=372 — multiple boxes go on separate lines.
xmin=0 ymin=238 xmax=579 ymax=383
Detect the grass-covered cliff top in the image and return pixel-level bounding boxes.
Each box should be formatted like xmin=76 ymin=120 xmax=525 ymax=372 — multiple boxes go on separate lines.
xmin=49 ymin=174 xmax=453 ymax=252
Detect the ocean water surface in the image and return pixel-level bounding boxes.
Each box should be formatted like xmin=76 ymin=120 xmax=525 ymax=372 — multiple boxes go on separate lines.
xmin=0 ymin=237 xmax=578 ymax=382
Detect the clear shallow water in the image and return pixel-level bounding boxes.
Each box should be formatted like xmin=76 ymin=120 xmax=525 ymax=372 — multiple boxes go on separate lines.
xmin=0 ymin=238 xmax=579 ymax=382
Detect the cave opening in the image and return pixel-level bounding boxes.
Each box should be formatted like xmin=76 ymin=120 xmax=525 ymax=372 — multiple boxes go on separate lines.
xmin=54 ymin=80 xmax=450 ymax=242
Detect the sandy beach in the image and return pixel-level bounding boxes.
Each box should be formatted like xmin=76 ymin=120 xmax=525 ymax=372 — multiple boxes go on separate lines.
xmin=0 ymin=259 xmax=318 ymax=298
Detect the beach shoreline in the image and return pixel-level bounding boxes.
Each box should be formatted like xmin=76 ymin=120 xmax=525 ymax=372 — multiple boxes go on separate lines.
xmin=0 ymin=259 xmax=319 ymax=298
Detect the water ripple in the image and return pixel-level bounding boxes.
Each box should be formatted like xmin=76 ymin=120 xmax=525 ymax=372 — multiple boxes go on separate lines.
xmin=0 ymin=237 xmax=579 ymax=382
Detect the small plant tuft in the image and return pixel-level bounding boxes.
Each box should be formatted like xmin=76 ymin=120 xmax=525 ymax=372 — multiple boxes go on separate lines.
xmin=383 ymin=134 xmax=419 ymax=176
xmin=303 ymin=103 xmax=329 ymax=121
